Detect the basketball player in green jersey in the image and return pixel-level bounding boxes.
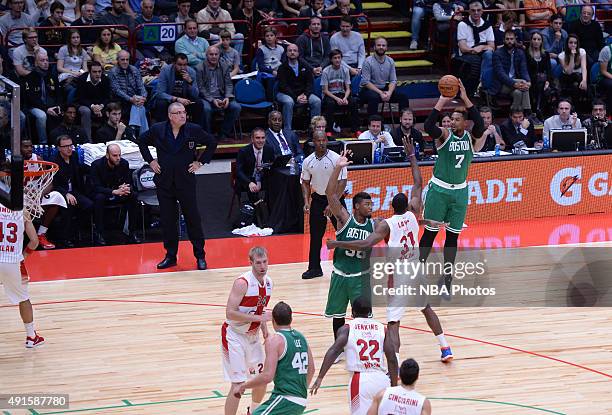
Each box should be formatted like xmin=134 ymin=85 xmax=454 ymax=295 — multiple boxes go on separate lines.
xmin=421 ymin=80 xmax=486 ymax=290
xmin=237 ymin=302 xmax=314 ymax=415
xmin=325 ymin=150 xmax=375 ymax=354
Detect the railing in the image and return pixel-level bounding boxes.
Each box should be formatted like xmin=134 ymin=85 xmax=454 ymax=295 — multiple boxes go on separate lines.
xmin=557 ymin=2 xmax=612 ymax=23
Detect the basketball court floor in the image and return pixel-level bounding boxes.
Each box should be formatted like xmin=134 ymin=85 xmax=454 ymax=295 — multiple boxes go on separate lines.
xmin=1 ymin=213 xmax=612 ymax=415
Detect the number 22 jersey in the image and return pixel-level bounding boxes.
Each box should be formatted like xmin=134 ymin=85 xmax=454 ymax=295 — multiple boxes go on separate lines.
xmin=345 ymin=317 xmax=387 ymax=373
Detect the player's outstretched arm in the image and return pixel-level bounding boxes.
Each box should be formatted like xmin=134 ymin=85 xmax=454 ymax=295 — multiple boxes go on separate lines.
xmin=226 ymin=279 xmax=272 ymax=324
xmin=325 ymin=151 xmax=351 ymax=229
xmin=366 ymin=390 xmax=385 ymax=415
xmin=237 ymin=333 xmax=281 ymax=396
xmin=384 ymin=331 xmax=398 ymax=386
xmin=403 ymin=137 xmax=423 ymax=215
xmin=310 ymin=325 xmax=349 ymax=395
xmin=326 ymin=220 xmax=389 ymax=250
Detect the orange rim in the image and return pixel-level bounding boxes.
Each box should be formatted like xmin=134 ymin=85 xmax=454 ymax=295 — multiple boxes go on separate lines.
xmin=0 ymin=160 xmax=59 ymax=178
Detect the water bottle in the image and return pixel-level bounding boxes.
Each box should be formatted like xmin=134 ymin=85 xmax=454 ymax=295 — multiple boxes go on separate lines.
xmin=33 ymin=145 xmax=40 ymax=157
xmin=77 ymin=145 xmax=85 ymax=164
xmin=43 ymin=144 xmax=50 ymax=160
xmin=543 ymin=135 xmax=550 ymax=151
xmin=414 ymin=142 xmax=421 ymax=160
xmin=373 ymin=144 xmax=381 ymax=164
xmin=494 ymin=143 xmax=500 ymax=157
xmin=4 ymin=149 xmax=10 ymax=159
xmin=289 ymin=156 xmax=297 ymax=175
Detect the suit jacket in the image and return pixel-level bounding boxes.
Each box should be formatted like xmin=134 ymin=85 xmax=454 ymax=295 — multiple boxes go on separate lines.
xmin=235 ymin=143 xmax=275 ymax=190
xmin=91 ymin=157 xmax=131 ymax=196
xmin=500 ymin=118 xmax=536 ymax=147
xmin=265 ymin=128 xmax=304 ymax=158
xmin=74 ymin=72 xmax=112 ymax=108
xmin=196 ymin=61 xmax=234 ymax=102
xmin=20 ymin=69 xmax=61 ymax=111
xmin=155 ymin=63 xmax=199 ymax=103
xmin=52 ymin=152 xmax=87 ymax=197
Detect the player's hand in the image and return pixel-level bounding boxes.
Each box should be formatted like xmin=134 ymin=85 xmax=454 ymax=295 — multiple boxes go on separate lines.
xmin=458 ymin=79 xmax=468 ymax=102
xmin=233 ymin=382 xmax=246 ymax=398
xmin=310 ymin=377 xmax=323 ymax=395
xmin=402 ymin=135 xmax=415 ymax=157
xmin=20 ymin=261 xmax=29 ymax=283
xmin=418 ymin=219 xmax=449 ymax=228
xmin=303 ymin=203 xmax=310 ymax=214
xmin=323 ymin=205 xmax=332 ymax=217
xmin=326 ymin=239 xmax=338 ymax=249
xmin=150 ymin=159 xmax=161 ymax=174
xmin=337 ymin=150 xmax=353 ymax=167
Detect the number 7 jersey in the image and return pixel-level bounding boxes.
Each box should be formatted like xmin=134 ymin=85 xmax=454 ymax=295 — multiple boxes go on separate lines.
xmin=345 ymin=318 xmax=387 ymax=373
xmin=433 ymin=128 xmax=473 ymax=185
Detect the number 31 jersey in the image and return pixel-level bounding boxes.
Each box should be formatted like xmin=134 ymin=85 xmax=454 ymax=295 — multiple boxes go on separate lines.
xmin=345 ymin=318 xmax=387 ymax=373
xmin=385 ymin=211 xmax=419 ymax=261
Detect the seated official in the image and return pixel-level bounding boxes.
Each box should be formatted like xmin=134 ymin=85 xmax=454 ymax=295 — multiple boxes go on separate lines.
xmin=265 ymin=110 xmax=304 ymax=158
xmin=95 ymin=102 xmax=137 ymax=143
xmin=542 ymin=99 xmax=582 ymax=144
xmin=91 ymin=144 xmax=142 ymax=246
xmin=358 ymin=115 xmax=395 ymax=147
xmin=236 ymin=127 xmax=275 ymax=203
xmin=500 ymin=109 xmax=537 ymax=148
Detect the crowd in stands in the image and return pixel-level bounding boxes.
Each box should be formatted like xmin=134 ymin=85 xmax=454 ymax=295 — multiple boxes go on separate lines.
xmin=0 ymin=0 xmax=610 ymax=249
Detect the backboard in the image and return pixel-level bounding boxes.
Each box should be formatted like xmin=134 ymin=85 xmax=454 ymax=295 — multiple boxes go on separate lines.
xmin=0 ymin=75 xmax=24 ymax=211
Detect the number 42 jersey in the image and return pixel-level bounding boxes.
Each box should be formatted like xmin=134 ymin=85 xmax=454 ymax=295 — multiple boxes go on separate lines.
xmin=345 ymin=318 xmax=387 ymax=373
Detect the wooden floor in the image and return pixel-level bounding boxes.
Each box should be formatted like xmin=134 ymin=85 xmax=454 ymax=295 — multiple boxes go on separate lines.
xmin=1 ymin=259 xmax=611 ymax=415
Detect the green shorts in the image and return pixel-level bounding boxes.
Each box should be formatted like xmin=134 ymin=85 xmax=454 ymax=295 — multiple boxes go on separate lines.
xmin=252 ymin=394 xmax=305 ymax=415
xmin=324 ymin=272 xmax=371 ymax=318
xmin=423 ymin=182 xmax=468 ymax=234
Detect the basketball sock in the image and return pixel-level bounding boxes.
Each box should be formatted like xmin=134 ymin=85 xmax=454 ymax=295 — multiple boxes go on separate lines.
xmin=443 ymin=232 xmax=459 ymax=273
xmin=418 ymin=229 xmax=438 ymax=263
xmin=436 ymin=333 xmax=449 ymax=348
xmin=24 ymin=322 xmax=35 ymax=337
xmin=396 ymin=353 xmax=400 ymax=365
xmin=333 ymin=318 xmax=345 ymax=340
xmin=38 ymin=226 xmax=48 ymax=235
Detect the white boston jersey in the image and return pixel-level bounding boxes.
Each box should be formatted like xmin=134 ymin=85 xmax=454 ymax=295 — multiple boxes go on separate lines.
xmin=385 ymin=211 xmax=419 ymax=260
xmin=345 ymin=317 xmax=387 ymax=373
xmin=0 ymin=203 xmax=24 ymax=264
xmin=378 ymin=386 xmax=426 ymax=415
xmin=225 ymin=271 xmax=273 ymax=335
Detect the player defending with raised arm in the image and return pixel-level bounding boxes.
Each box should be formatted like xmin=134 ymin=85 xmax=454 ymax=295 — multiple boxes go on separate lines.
xmin=237 ymin=302 xmax=315 ymax=415
xmin=420 ymin=80 xmax=485 ymax=291
xmin=326 ymin=138 xmax=453 ymax=363
xmin=324 ymin=150 xmax=375 ymax=362
xmin=311 ymin=296 xmax=398 ymax=415
xmin=367 ymin=358 xmax=431 ymax=415
xmin=223 ymin=246 xmax=273 ymax=415
xmin=0 ymin=204 xmax=43 ymax=348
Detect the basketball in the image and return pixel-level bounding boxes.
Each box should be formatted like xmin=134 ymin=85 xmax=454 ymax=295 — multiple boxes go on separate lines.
xmin=438 ymin=75 xmax=460 ymax=97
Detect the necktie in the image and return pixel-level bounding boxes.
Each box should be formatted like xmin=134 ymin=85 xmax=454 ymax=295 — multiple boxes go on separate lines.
xmin=278 ymin=132 xmax=289 ymax=152
xmin=256 ymin=150 xmax=261 ymax=169
xmin=509 ymin=50 xmax=515 ymax=79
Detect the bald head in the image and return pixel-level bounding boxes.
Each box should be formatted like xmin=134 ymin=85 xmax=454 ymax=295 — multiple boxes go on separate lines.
xmin=106 ymin=143 xmax=121 ymax=166
xmin=206 ymin=45 xmax=220 ymax=66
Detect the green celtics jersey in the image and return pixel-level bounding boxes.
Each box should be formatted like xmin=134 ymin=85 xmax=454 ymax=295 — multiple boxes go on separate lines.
xmin=333 ymin=215 xmax=375 ymax=277
xmin=272 ymin=329 xmax=309 ymax=399
xmin=433 ymin=128 xmax=473 ymax=185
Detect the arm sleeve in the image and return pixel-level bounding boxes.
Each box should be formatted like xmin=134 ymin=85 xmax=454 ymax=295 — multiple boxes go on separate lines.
xmin=424 ymin=108 xmax=443 ymax=139
xmin=91 ymin=163 xmax=113 ymax=195
xmin=156 ymin=68 xmax=173 ymax=102
xmin=468 ymin=105 xmax=485 ymax=139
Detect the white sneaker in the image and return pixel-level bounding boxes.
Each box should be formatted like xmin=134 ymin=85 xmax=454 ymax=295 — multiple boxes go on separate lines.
xmin=333 ymin=351 xmax=345 ymax=364
xmin=410 ymin=40 xmax=418 ymax=50
xmin=332 ymin=122 xmax=341 ymax=133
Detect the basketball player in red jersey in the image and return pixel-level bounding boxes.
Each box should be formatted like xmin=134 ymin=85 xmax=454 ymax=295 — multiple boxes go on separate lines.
xmin=223 ymin=246 xmax=273 ymax=415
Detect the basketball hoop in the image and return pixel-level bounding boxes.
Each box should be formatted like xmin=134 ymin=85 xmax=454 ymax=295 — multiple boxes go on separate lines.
xmin=0 ymin=160 xmax=59 ymax=219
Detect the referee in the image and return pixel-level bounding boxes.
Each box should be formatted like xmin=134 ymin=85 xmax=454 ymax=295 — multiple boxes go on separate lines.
xmin=301 ymin=130 xmax=347 ymax=279
xmin=138 ymin=102 xmax=217 ymax=270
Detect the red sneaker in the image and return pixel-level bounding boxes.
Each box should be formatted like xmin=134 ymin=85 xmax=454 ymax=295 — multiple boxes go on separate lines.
xmin=25 ymin=332 xmax=45 ymax=348
xmin=38 ymin=234 xmax=55 ymax=250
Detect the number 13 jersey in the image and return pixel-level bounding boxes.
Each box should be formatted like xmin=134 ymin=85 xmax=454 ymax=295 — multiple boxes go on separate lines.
xmin=345 ymin=317 xmax=387 ymax=373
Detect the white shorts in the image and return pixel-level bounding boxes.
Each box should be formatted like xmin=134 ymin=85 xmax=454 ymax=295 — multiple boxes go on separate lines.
xmin=348 ymin=371 xmax=390 ymax=415
xmin=0 ymin=262 xmax=29 ymax=305
xmin=42 ymin=191 xmax=67 ymax=208
xmin=221 ymin=323 xmax=264 ymax=383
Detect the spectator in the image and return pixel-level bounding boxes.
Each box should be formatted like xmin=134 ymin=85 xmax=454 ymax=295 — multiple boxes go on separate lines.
xmin=175 ymin=19 xmax=210 ymax=68
xmin=493 ymin=0 xmax=525 ymax=26
xmin=20 ymin=50 xmax=62 ymax=144
xmin=26 ymin=0 xmax=51 ymax=20
xmin=582 ymin=99 xmax=611 ymax=149
xmin=542 ymin=99 xmax=581 ymax=143
xmin=409 ymin=0 xmax=434 ymax=49
xmin=108 ymin=50 xmax=149 ymax=134
xmin=357 ymin=114 xmax=395 ymax=146
xmin=95 ymin=102 xmax=137 ymax=142
xmin=541 ymin=14 xmax=567 ymax=71
xmin=296 ymin=16 xmax=331 ymax=77
xmin=170 ymin=0 xmax=194 ymax=30
xmin=493 ymin=11 xmax=524 ymax=49
xmin=12 ymin=28 xmax=47 ymax=77
xmin=359 ymin=36 xmax=409 ymax=117
xmin=391 ymin=108 xmax=427 ymax=155
xmin=254 ymin=26 xmax=284 ymax=75
xmin=93 ymin=28 xmax=122 ymax=71
xmin=558 ymin=34 xmax=587 ymax=107
xmin=440 ymin=112 xmax=452 ymax=128
xmin=598 ymin=44 xmax=612 ymax=111
xmin=49 ymin=104 xmax=89 ymax=144
xmin=234 ymin=0 xmax=267 ymax=51
xmin=328 ymin=0 xmax=359 ymax=33
xmin=456 ymin=0 xmax=495 ymax=96
xmin=95 ymin=0 xmax=136 ymax=41
xmin=196 ymin=45 xmax=241 ymax=139
xmin=279 ymin=0 xmax=305 ymax=17
xmin=567 ymin=6 xmax=603 ymax=67
xmin=298 ymin=0 xmax=329 ymax=32
xmin=526 ymin=31 xmax=555 ymax=121
xmin=153 ymin=53 xmax=204 ymax=126
xmin=265 ymin=110 xmax=303 ymax=158
xmin=0 ymin=0 xmax=41 ymax=47
xmin=60 ymin=0 xmax=79 ymax=23
xmin=196 ymin=0 xmax=244 ymax=62
xmin=218 ymin=29 xmax=240 ymax=77
xmin=72 ymin=3 xmax=97 ymax=46
xmin=491 ymin=30 xmax=531 ymax=112
xmin=321 ymin=49 xmax=358 ymax=133
xmin=91 ymin=143 xmax=141 ymax=245
xmin=52 ymin=134 xmax=93 ymax=247
xmin=432 ymin=0 xmax=464 ymax=47
xmin=276 ymin=43 xmax=322 ymax=130
xmin=524 ymin=0 xmax=556 ymax=27
xmin=57 ymin=30 xmax=89 ymax=101
xmin=330 ymin=15 xmax=365 ymax=76
xmin=555 ymin=0 xmax=583 ymax=22
xmin=475 ymin=106 xmax=505 ymax=151
xmin=38 ymin=1 xmax=68 ymax=57
xmin=235 ymin=127 xmax=275 ymax=203
xmin=136 ymin=0 xmax=170 ymax=60
xmin=500 ymin=109 xmax=537 ymax=147
xmin=75 ymin=61 xmax=112 ymax=141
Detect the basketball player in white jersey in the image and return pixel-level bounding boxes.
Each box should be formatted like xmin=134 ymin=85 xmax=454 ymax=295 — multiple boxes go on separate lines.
xmin=310 ymin=296 xmax=398 ymax=415
xmin=367 ymin=358 xmax=431 ymax=415
xmin=0 ymin=201 xmax=44 ymax=348
xmin=327 ymin=138 xmax=453 ymax=363
xmin=223 ymin=246 xmax=273 ymax=415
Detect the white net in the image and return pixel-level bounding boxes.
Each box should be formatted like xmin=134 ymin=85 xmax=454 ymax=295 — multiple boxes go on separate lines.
xmin=0 ymin=160 xmax=58 ymax=219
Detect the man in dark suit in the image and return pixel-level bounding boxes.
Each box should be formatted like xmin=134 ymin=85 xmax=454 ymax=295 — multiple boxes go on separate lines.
xmin=265 ymin=110 xmax=304 ymax=159
xmin=236 ymin=127 xmax=275 ymax=203
xmin=138 ymin=102 xmax=217 ymax=270
xmin=500 ymin=109 xmax=536 ymax=148
xmin=91 ymin=144 xmax=142 ymax=246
